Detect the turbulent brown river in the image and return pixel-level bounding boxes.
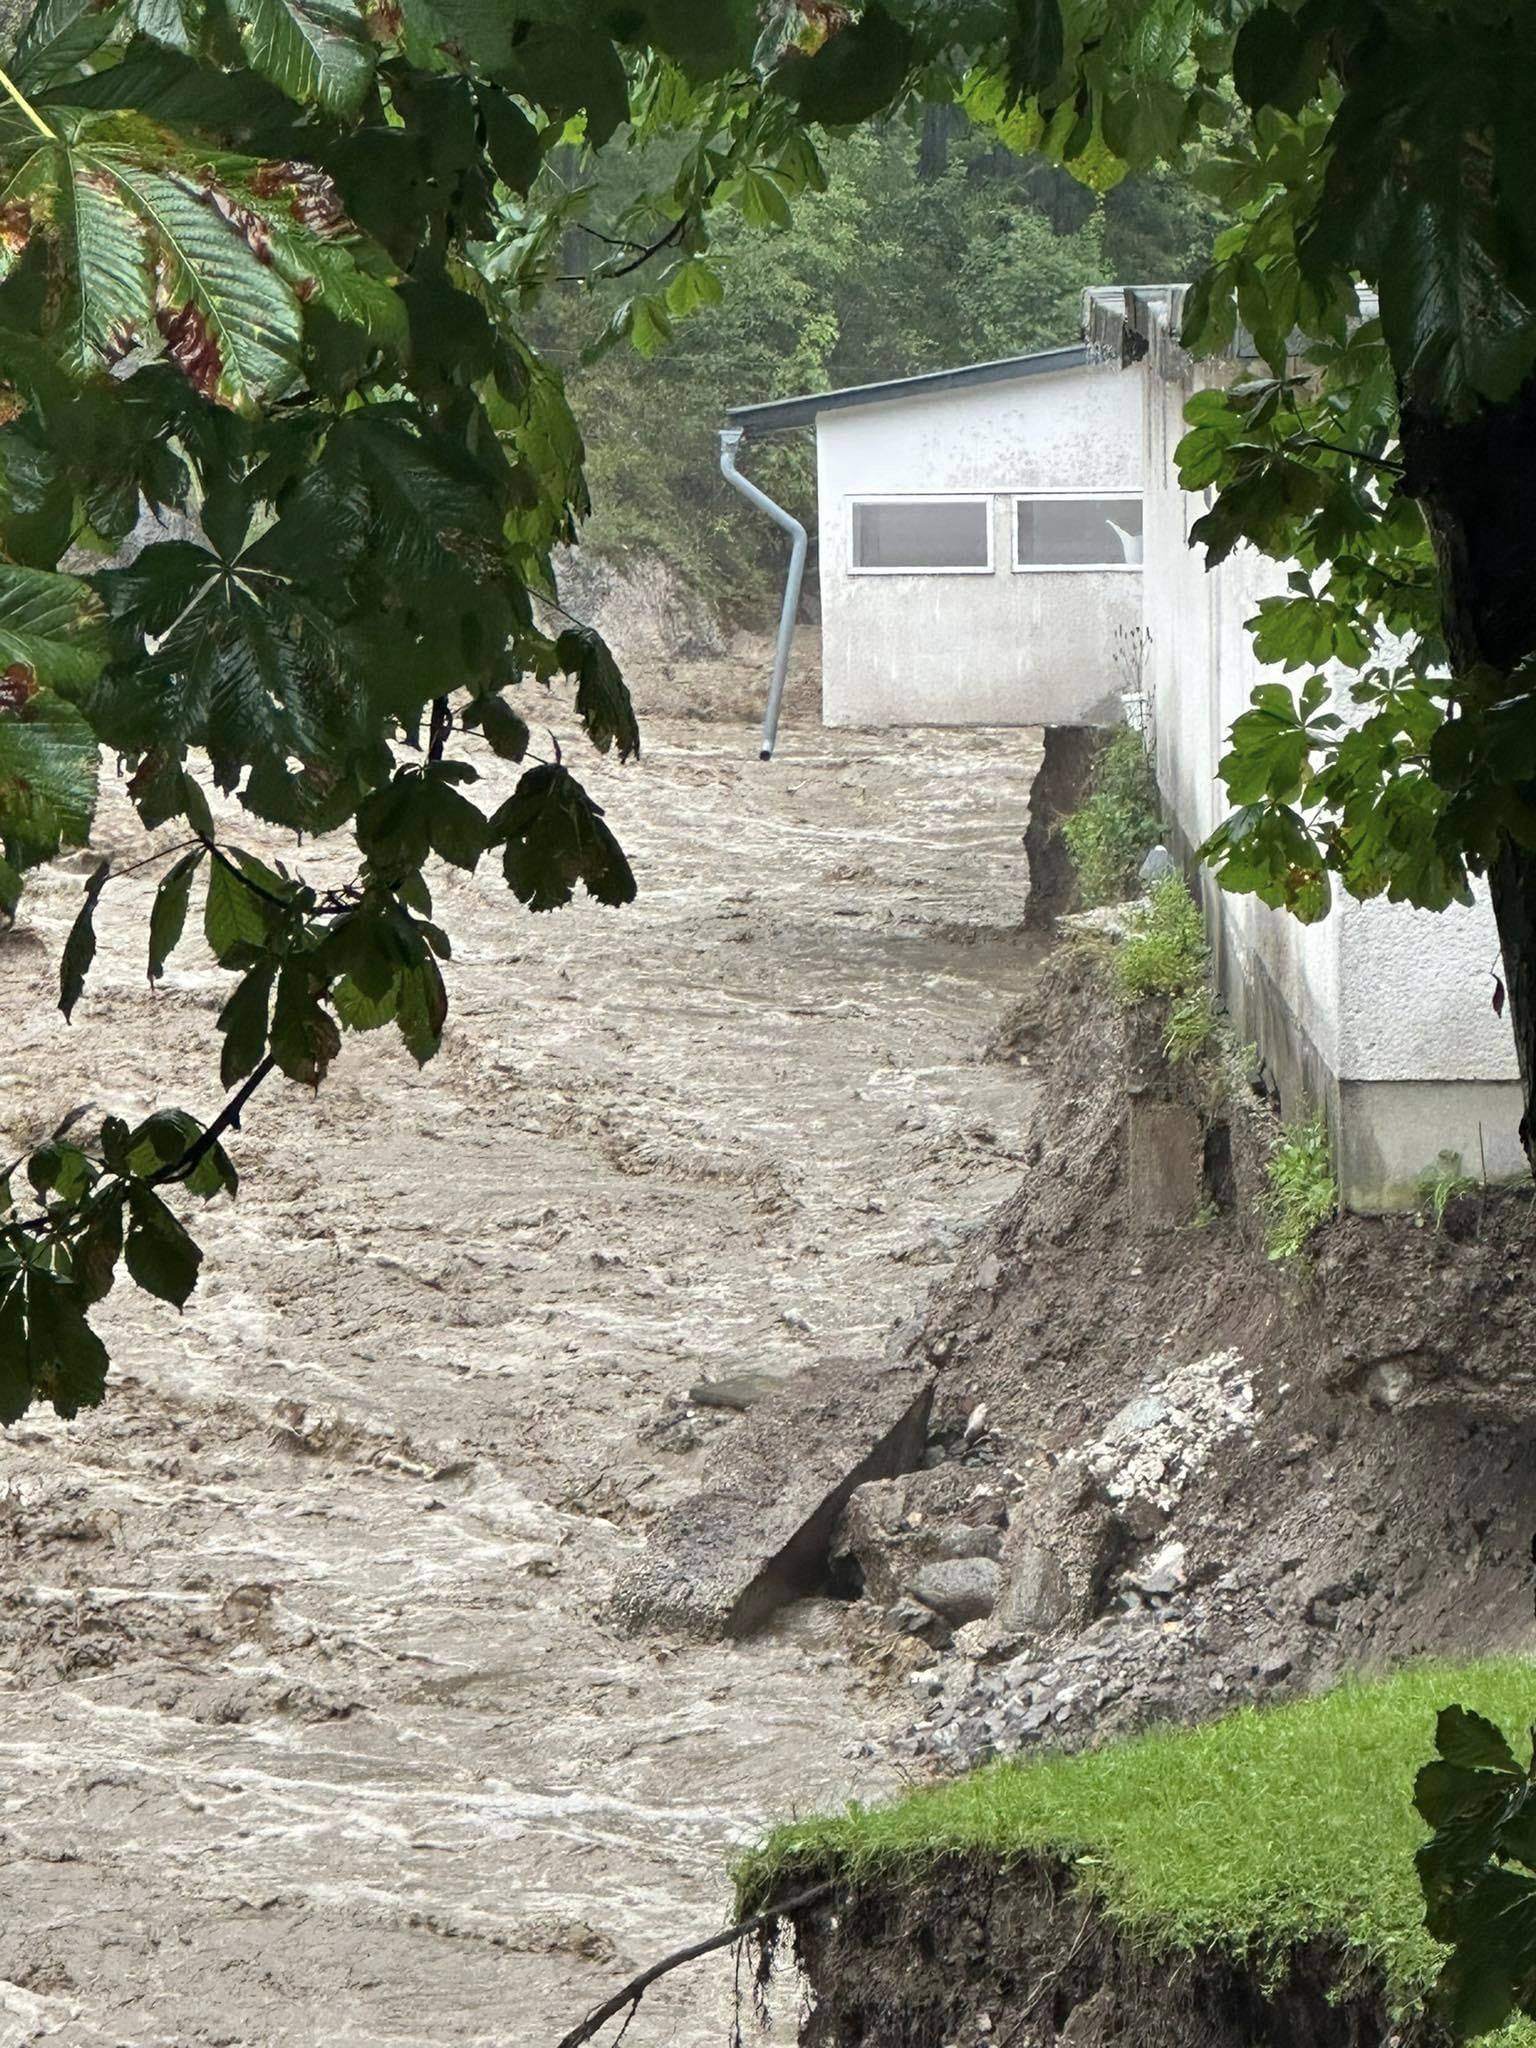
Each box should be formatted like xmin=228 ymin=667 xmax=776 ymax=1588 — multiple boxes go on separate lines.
xmin=0 ymin=708 xmax=1040 ymax=2046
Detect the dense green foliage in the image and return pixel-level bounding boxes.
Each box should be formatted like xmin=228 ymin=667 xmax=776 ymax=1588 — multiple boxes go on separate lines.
xmin=1162 ymin=8 xmax=1536 ymax=1172
xmin=1257 ymin=1108 xmax=1336 ymax=1260
xmin=1415 ymin=1702 xmax=1536 ymax=2038
xmin=0 ymin=0 xmax=864 ymax=1417
xmin=0 ymin=0 xmax=1281 ymax=1420
xmin=739 ymin=1658 xmax=1536 ymax=2044
xmin=1062 ymin=726 xmax=1163 ymax=908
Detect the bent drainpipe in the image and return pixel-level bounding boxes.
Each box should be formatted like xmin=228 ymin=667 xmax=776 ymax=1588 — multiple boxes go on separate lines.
xmin=719 ymin=426 xmax=807 ymax=760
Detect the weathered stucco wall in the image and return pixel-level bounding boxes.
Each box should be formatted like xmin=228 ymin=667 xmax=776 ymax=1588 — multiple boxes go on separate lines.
xmin=1140 ymin=347 xmax=1523 ymax=1207
xmin=816 ymin=365 xmax=1143 ymax=726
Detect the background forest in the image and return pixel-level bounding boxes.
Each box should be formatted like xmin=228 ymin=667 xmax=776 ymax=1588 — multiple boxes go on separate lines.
xmin=526 ymin=111 xmax=1218 ymax=621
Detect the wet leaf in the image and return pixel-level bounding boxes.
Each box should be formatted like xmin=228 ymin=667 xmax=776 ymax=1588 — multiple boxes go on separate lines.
xmin=124 ymin=1183 xmax=202 ymax=1306
xmin=556 ymin=625 xmax=639 ymax=763
xmin=216 ymin=960 xmax=276 ymax=1085
xmin=770 ymin=2 xmax=913 ymax=127
xmin=58 ymin=858 xmax=110 ymax=1022
xmin=148 ymin=846 xmax=204 ymax=981
xmin=12 ymin=1268 xmax=110 ymax=1418
xmin=204 ymin=854 xmax=277 ymax=965
xmin=2 ymin=124 xmax=402 ymax=412
xmin=490 ymin=762 xmax=637 ymax=914
xmin=270 ymin=960 xmax=342 ymax=1084
xmin=235 ymin=0 xmax=376 ymax=115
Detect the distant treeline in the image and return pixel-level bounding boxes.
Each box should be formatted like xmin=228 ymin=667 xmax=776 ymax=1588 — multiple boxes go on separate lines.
xmin=528 ymin=115 xmax=1218 ymax=624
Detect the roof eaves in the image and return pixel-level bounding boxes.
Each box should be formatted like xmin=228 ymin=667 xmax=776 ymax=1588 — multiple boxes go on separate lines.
xmin=725 ymin=342 xmax=1095 ymax=434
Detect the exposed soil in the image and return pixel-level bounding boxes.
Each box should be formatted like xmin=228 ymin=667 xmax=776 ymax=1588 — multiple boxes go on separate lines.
xmin=0 ymin=684 xmax=1042 ymax=2046
xmin=840 ymin=940 xmax=1536 ymax=1771
xmin=758 ymin=1854 xmax=1434 ymax=2048
xmin=735 ymin=945 xmax=1536 ymax=2048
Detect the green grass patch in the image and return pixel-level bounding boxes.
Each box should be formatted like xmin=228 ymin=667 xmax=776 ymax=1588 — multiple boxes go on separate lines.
xmin=1062 ymin=728 xmax=1163 ymax=908
xmin=737 ymin=1657 xmax=1536 ymax=2031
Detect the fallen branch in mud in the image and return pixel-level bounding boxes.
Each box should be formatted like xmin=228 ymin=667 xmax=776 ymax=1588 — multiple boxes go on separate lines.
xmin=553 ymin=1880 xmax=834 ymax=2048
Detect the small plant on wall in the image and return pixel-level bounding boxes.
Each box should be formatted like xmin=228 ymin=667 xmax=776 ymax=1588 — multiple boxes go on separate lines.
xmin=1257 ymin=1111 xmax=1338 ymax=1261
xmin=1112 ymin=621 xmax=1154 ymax=738
xmin=1062 ymin=728 xmax=1162 ymax=907
xmin=1109 ymin=874 xmax=1220 ymax=1064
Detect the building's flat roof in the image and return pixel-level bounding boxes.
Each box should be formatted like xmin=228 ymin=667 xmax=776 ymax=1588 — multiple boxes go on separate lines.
xmin=1083 ymin=282 xmax=1381 ymax=370
xmin=724 ymin=342 xmax=1094 ymax=433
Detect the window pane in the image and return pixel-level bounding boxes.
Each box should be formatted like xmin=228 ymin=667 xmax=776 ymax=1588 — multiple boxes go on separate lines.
xmin=1016 ymin=497 xmax=1143 ymax=566
xmin=852 ymin=499 xmax=989 ymax=570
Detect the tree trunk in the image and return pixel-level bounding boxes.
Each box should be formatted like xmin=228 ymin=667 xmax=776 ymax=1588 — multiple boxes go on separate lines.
xmin=552 ymin=142 xmax=586 ymax=283
xmin=917 ymin=103 xmax=951 ymax=182
xmin=1489 ymin=838 xmax=1536 ymax=1166
xmin=1399 ymin=371 xmax=1536 ymax=1169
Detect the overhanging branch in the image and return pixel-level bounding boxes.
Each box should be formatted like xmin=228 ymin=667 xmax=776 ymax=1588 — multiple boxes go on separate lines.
xmin=553 ymin=1881 xmax=833 ymax=2048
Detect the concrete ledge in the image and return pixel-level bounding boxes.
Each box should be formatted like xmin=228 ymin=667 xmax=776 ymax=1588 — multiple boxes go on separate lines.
xmin=1337 ymin=1077 xmax=1526 ymax=1212
xmin=611 ymin=1361 xmax=934 ymax=1640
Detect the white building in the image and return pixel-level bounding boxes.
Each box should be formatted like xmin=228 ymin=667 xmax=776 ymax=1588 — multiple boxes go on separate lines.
xmin=1085 ymin=285 xmax=1523 ymax=1209
xmin=725 ymin=296 xmax=1523 ymax=1210
xmin=725 ymin=346 xmax=1145 ymax=728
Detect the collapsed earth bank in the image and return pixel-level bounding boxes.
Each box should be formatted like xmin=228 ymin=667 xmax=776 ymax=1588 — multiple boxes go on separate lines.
xmin=834 ymin=937 xmax=1536 ymax=1768
xmin=648 ymin=934 xmax=1536 ymax=2046
xmin=749 ymin=1857 xmax=1415 ymax=2048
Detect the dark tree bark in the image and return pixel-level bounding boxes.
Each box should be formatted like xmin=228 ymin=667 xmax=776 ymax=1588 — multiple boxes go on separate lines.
xmin=1488 ymin=836 xmax=1536 ymax=1167
xmin=1399 ymin=372 xmax=1536 ymax=1169
xmin=918 ymin=102 xmax=957 ymax=182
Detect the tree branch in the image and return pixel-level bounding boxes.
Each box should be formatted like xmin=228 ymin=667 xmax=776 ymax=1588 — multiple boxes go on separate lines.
xmin=600 ymin=217 xmax=687 ymax=280
xmin=553 ymin=1882 xmax=833 ymax=2048
xmin=1295 ymin=434 xmax=1406 ymax=475
xmin=148 ymin=1054 xmax=278 ymax=1189
xmin=199 ymin=837 xmax=297 ymax=913
xmin=428 ymin=694 xmax=453 ymax=763
xmin=0 ymin=1053 xmax=280 ymax=1253
xmin=575 ymin=223 xmax=655 ymax=255
xmin=108 ymin=837 xmax=205 ymax=882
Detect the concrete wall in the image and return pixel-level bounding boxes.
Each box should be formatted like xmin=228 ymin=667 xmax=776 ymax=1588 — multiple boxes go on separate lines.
xmin=1140 ymin=352 xmax=1524 ymax=1208
xmin=816 ymin=366 xmax=1143 ymax=726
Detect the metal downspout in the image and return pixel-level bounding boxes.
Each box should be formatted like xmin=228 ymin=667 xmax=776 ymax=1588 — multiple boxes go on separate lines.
xmin=719 ymin=426 xmax=807 ymax=760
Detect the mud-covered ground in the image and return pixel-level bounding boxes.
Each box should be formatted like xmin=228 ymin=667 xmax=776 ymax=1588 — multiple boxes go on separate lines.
xmin=850 ymin=941 xmax=1536 ymax=1777
xmin=0 ymin=686 xmax=1041 ymax=2047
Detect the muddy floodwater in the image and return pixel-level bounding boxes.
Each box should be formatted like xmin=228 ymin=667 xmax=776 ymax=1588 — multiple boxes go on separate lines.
xmin=0 ymin=713 xmax=1040 ymax=2046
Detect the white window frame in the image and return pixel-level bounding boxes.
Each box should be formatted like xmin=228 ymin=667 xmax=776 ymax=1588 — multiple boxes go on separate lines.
xmin=847 ymin=493 xmax=994 ymax=576
xmin=1011 ymin=489 xmax=1144 ymax=573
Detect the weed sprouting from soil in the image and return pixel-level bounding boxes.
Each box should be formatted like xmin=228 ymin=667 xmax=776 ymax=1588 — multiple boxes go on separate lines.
xmin=1164 ymin=981 xmax=1221 ymax=1066
xmin=1111 ymin=876 xmax=1214 ymax=1052
xmin=1258 ymin=1110 xmax=1337 ymax=1260
xmin=1416 ymin=1150 xmax=1477 ymax=1230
